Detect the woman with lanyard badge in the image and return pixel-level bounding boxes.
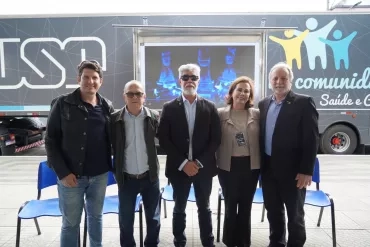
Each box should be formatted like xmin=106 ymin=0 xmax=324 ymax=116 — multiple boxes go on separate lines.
xmin=216 ymin=76 xmax=261 ymax=247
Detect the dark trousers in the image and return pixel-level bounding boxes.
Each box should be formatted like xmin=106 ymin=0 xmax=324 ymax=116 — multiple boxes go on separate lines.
xmin=169 ymin=174 xmax=214 ymax=247
xmin=118 ymin=175 xmax=161 ymax=247
xmin=218 ymin=156 xmax=260 ymax=247
xmin=262 ymin=155 xmax=306 ymax=247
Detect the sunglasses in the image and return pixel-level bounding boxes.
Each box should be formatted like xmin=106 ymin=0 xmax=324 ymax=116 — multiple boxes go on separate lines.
xmin=181 ymin=75 xmax=199 ymax=81
xmin=126 ymin=92 xmax=144 ymax=98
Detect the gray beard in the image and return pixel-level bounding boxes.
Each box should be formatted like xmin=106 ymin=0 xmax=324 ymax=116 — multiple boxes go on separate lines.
xmin=182 ymin=87 xmax=197 ymax=96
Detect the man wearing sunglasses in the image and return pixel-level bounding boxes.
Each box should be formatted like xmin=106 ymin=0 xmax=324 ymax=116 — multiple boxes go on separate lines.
xmin=158 ymin=63 xmax=222 ymax=247
xmin=111 ymin=80 xmax=161 ymax=247
xmin=45 ymin=60 xmax=115 ymax=247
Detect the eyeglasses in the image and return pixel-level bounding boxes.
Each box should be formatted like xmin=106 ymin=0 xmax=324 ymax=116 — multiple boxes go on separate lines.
xmin=126 ymin=92 xmax=144 ymax=98
xmin=181 ymin=75 xmax=199 ymax=81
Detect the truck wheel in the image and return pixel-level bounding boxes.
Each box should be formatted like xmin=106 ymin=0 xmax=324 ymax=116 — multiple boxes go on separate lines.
xmin=320 ymin=125 xmax=358 ymax=154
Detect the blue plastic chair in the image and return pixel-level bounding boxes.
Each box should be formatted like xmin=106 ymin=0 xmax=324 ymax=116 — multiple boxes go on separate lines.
xmin=82 ymin=171 xmax=144 ymax=247
xmin=161 ymin=180 xmax=196 ymax=218
xmin=16 ymin=161 xmax=82 ymax=247
xmin=216 ymin=176 xmax=263 ymax=242
xmin=259 ymin=157 xmax=337 ymax=247
xmin=305 ymin=158 xmax=337 ymax=247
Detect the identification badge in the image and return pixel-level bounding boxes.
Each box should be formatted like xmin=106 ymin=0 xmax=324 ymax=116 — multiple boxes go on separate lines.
xmin=235 ymin=132 xmax=246 ymax=146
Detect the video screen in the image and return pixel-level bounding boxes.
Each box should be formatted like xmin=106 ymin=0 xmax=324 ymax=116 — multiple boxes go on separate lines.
xmin=142 ymin=44 xmax=256 ymax=109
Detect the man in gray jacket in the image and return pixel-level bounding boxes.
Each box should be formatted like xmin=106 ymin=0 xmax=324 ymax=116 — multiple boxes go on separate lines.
xmin=111 ymin=80 xmax=161 ymax=247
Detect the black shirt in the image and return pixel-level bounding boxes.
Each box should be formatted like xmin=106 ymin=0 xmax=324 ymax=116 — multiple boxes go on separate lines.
xmin=83 ymin=102 xmax=110 ymax=176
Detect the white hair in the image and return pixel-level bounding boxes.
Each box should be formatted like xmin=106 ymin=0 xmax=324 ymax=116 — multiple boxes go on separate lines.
xmin=178 ymin=63 xmax=201 ymax=78
xmin=123 ymin=80 xmax=145 ymax=93
xmin=269 ymin=62 xmax=294 ymax=82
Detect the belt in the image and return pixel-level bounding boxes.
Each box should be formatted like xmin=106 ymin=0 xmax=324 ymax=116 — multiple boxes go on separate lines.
xmin=124 ymin=171 xmax=148 ymax=179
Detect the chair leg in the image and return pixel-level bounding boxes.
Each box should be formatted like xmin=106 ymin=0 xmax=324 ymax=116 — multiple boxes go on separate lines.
xmin=83 ymin=212 xmax=88 ymax=247
xmin=16 ymin=201 xmax=29 ymax=247
xmin=33 ymin=218 xmax=41 ymax=235
xmin=317 ymin=207 xmax=324 ymax=227
xmin=139 ymin=205 xmax=144 ymax=247
xmin=163 ymin=200 xmax=167 ymax=218
xmin=216 ymin=194 xmax=221 ymax=243
xmin=261 ymin=204 xmax=266 ymax=222
xmin=16 ymin=217 xmax=22 ymax=247
xmin=330 ymin=199 xmax=337 ymax=247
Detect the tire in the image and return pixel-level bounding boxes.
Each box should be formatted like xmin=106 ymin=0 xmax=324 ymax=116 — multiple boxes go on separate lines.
xmin=320 ymin=124 xmax=358 ymax=154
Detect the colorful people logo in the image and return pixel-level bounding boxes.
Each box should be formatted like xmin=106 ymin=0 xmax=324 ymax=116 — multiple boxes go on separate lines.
xmin=319 ymin=30 xmax=357 ymax=70
xmin=269 ymin=17 xmax=356 ymax=70
xmin=269 ymin=29 xmax=309 ymax=69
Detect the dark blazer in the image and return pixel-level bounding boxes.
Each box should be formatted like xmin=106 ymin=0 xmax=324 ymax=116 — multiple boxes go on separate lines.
xmin=110 ymin=106 xmax=160 ymax=185
xmin=258 ymin=90 xmax=319 ymax=178
xmin=158 ymin=96 xmax=222 ymax=179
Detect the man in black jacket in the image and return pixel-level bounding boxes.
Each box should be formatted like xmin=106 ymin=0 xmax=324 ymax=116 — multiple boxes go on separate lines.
xmin=111 ymin=80 xmax=161 ymax=247
xmin=158 ymin=63 xmax=221 ymax=247
xmin=45 ymin=60 xmax=114 ymax=247
xmin=259 ymin=62 xmax=319 ymax=247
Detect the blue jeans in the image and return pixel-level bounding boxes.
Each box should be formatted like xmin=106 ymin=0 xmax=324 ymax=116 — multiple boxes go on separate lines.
xmin=57 ymin=172 xmax=108 ymax=247
xmin=118 ymin=176 xmax=161 ymax=247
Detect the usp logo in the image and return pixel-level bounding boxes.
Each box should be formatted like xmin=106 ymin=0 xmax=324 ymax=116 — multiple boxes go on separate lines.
xmin=269 ymin=17 xmax=357 ymax=70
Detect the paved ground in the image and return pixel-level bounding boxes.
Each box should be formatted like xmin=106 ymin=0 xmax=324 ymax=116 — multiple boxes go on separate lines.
xmin=1 ymin=155 xmax=370 ymax=247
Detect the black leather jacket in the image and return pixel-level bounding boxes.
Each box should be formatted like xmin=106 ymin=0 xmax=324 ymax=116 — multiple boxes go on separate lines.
xmin=45 ymin=88 xmax=115 ymax=180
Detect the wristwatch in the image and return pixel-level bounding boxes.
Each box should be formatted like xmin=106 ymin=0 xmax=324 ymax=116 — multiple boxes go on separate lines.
xmin=195 ymin=160 xmax=203 ymax=168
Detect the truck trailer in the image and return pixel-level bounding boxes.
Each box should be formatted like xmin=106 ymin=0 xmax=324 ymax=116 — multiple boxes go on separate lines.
xmin=0 ymin=12 xmax=369 ymax=155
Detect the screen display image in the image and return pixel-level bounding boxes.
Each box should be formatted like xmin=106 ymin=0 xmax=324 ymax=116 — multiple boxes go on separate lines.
xmin=141 ymin=44 xmax=256 ymax=109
